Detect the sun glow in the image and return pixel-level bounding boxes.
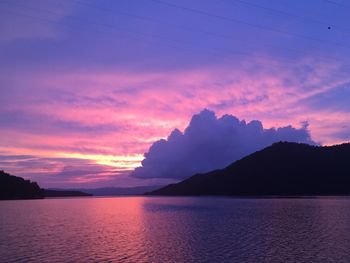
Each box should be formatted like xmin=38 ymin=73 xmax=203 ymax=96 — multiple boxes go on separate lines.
xmin=1 ymin=146 xmax=144 ymax=173
xmin=59 ymin=152 xmax=144 ymax=169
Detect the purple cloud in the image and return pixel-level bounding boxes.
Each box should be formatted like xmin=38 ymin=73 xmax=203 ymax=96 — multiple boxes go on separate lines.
xmin=132 ymin=109 xmax=316 ymax=179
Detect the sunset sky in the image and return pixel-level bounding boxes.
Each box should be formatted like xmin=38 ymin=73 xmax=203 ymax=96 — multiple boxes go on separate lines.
xmin=1 ymin=0 xmax=350 ymax=188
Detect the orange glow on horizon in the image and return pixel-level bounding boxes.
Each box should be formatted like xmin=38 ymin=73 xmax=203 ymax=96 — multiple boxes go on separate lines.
xmin=59 ymin=152 xmax=144 ymax=169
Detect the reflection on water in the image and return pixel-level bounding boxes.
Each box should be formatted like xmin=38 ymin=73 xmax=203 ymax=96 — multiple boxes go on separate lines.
xmin=1 ymin=197 xmax=350 ymax=262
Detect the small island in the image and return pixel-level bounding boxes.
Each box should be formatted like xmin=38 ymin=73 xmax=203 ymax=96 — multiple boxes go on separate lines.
xmin=0 ymin=170 xmax=92 ymax=200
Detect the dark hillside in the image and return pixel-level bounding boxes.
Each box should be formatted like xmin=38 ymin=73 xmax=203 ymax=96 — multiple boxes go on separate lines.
xmin=0 ymin=170 xmax=44 ymax=200
xmin=148 ymin=142 xmax=350 ymax=196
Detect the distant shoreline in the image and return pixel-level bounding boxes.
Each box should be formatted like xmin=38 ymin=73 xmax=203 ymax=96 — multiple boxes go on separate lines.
xmin=144 ymin=195 xmax=350 ymax=199
xmin=2 ymin=195 xmax=350 ymax=201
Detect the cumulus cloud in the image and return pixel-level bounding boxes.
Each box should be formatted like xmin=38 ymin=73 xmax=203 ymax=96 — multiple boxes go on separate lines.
xmin=132 ymin=109 xmax=316 ymax=180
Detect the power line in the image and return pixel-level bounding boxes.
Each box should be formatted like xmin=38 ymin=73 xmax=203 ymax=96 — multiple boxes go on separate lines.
xmin=0 ymin=4 xmax=268 ymax=61
xmin=324 ymin=0 xmax=350 ymax=9
xmin=0 ymin=1 xmax=325 ymax=66
xmin=0 ymin=4 xmax=279 ymax=64
xmin=0 ymin=1 xmax=199 ymax=47
xmin=0 ymin=8 xmax=112 ymax=36
xmin=149 ymin=0 xmax=350 ymax=50
xmin=0 ymin=8 xmax=232 ymax=60
xmin=71 ymin=0 xmax=350 ymax=68
xmin=226 ymin=0 xmax=350 ymax=35
xmin=1 ymin=1 xmax=350 ymax=78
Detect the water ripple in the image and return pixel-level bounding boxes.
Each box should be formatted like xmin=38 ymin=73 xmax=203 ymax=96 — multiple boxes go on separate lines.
xmin=1 ymin=197 xmax=350 ymax=262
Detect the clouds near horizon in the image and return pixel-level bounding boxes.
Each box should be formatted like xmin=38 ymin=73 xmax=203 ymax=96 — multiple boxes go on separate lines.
xmin=1 ymin=0 xmax=350 ymax=187
xmin=132 ymin=109 xmax=316 ymax=180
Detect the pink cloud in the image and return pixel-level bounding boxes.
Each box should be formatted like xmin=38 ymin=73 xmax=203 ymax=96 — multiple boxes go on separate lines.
xmin=1 ymin=57 xmax=349 ymax=186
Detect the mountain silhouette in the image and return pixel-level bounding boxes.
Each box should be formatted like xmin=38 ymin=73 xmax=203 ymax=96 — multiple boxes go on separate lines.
xmin=0 ymin=170 xmax=44 ymax=199
xmin=71 ymin=186 xmax=163 ymax=196
xmin=0 ymin=171 xmax=92 ymax=199
xmin=43 ymin=189 xmax=92 ymax=197
xmin=147 ymin=142 xmax=350 ymax=196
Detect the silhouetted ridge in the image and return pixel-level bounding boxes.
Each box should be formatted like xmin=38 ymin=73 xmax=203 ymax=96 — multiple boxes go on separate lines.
xmin=0 ymin=171 xmax=94 ymax=199
xmin=71 ymin=186 xmax=163 ymax=196
xmin=0 ymin=170 xmax=44 ymax=200
xmin=147 ymin=142 xmax=350 ymax=196
xmin=43 ymin=189 xmax=92 ymax=197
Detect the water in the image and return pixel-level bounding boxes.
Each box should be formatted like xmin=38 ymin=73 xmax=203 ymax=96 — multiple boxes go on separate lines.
xmin=1 ymin=197 xmax=350 ymax=263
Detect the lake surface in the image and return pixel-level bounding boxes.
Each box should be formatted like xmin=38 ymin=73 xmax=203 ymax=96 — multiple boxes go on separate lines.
xmin=1 ymin=197 xmax=350 ymax=262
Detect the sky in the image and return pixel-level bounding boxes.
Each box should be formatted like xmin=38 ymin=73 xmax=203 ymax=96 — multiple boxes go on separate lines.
xmin=0 ymin=0 xmax=350 ymax=188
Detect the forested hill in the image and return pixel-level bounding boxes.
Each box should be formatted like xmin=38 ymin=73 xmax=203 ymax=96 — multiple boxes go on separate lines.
xmin=148 ymin=142 xmax=350 ymax=196
xmin=0 ymin=170 xmax=44 ymax=200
